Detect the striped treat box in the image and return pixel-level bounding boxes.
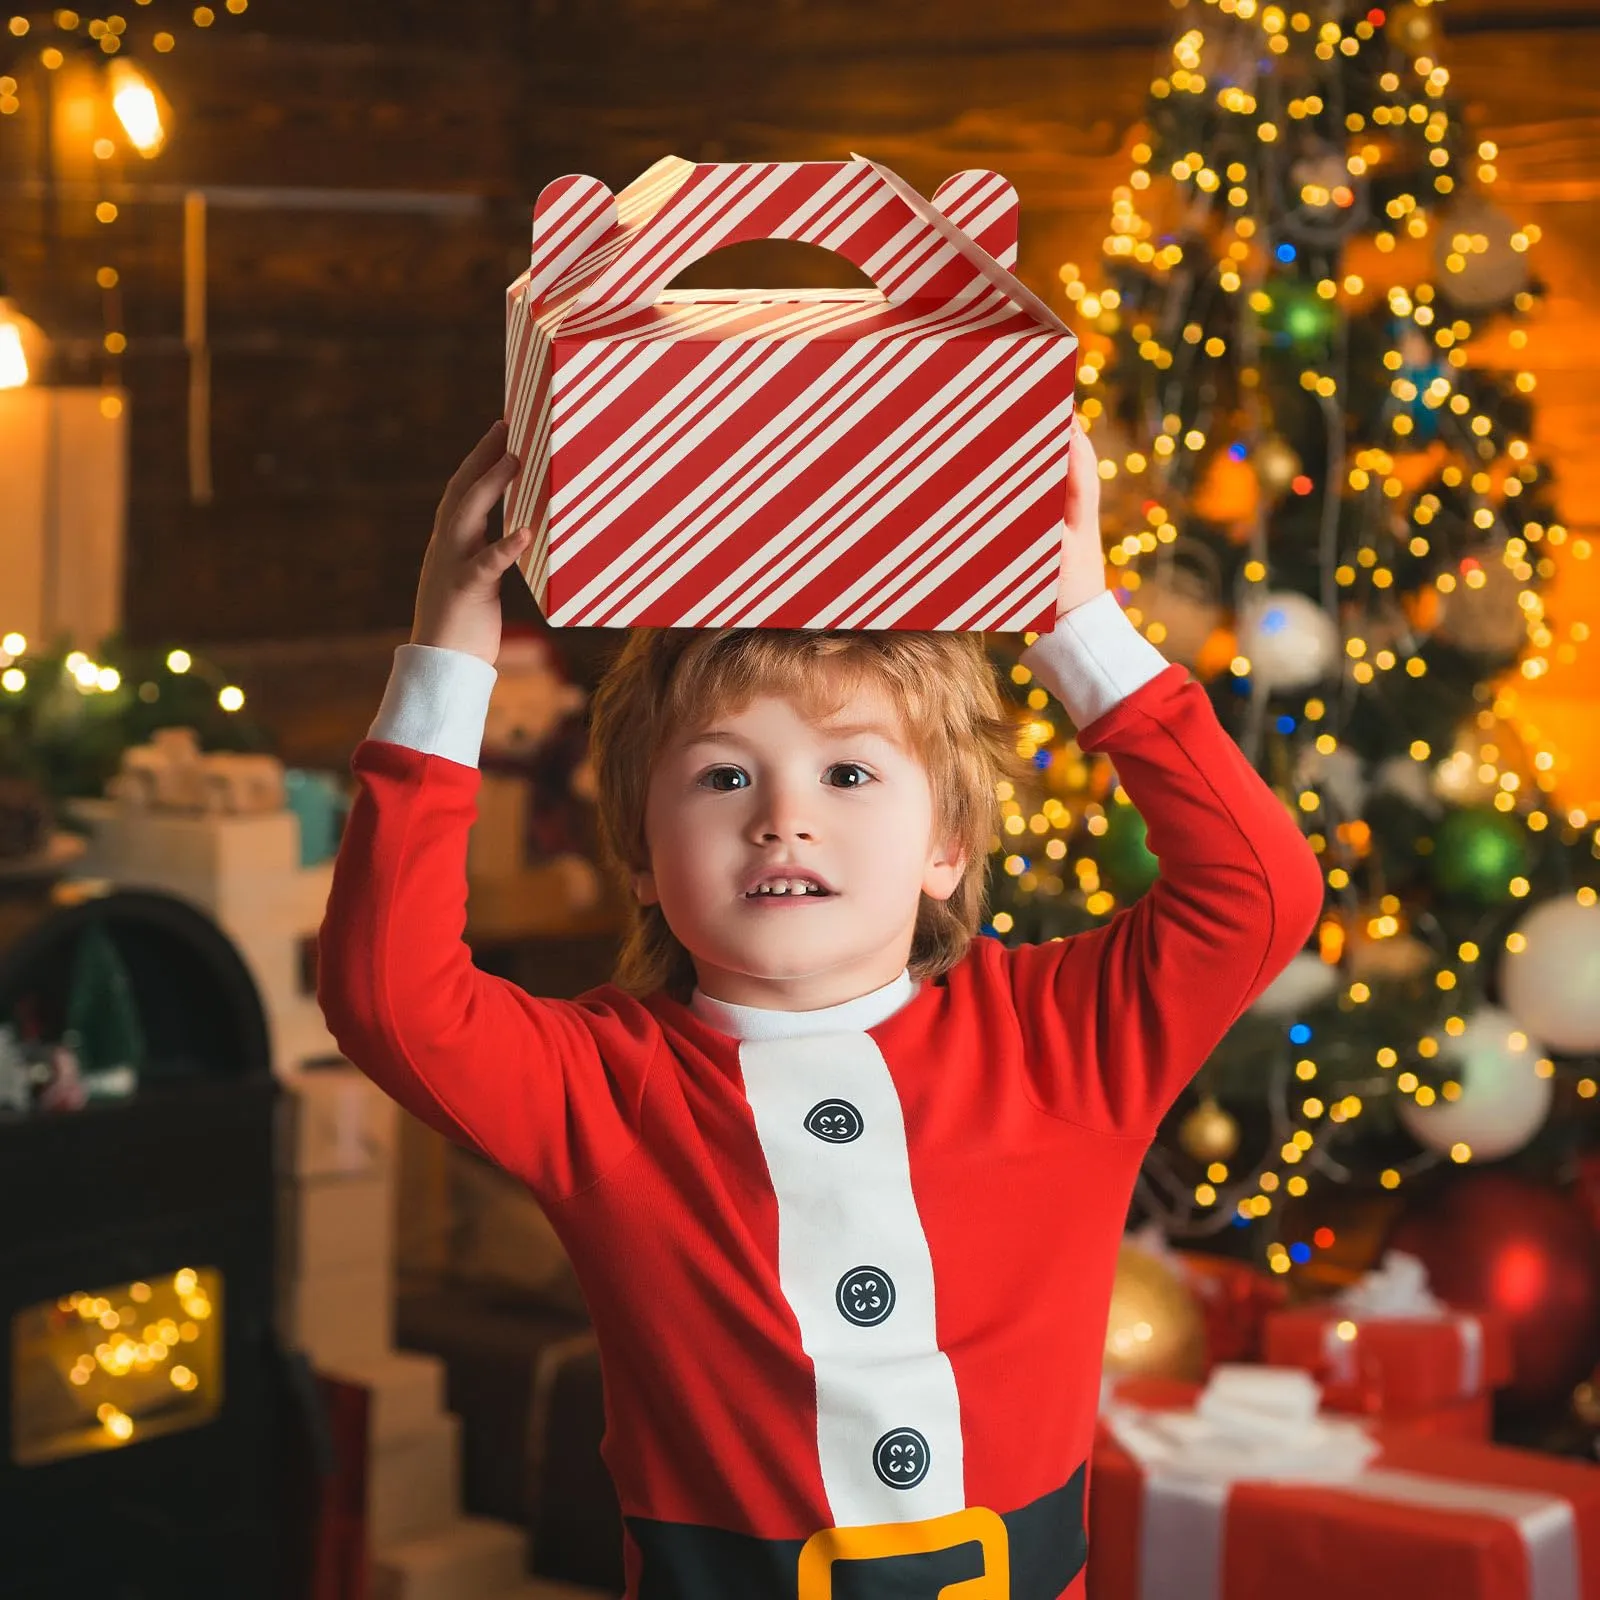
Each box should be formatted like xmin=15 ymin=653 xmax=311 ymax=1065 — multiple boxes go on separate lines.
xmin=503 ymin=153 xmax=1077 ymax=632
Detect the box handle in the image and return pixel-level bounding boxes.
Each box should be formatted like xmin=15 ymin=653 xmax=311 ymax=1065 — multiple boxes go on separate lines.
xmin=551 ymin=155 xmax=1026 ymax=317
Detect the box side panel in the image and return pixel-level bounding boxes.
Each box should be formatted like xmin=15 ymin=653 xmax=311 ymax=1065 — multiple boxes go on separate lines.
xmin=539 ymin=331 xmax=1074 ymax=633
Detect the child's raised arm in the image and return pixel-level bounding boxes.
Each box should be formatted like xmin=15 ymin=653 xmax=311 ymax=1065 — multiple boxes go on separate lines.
xmin=1002 ymin=429 xmax=1326 ymax=1137
xmin=316 ymin=424 xmax=655 ymax=1201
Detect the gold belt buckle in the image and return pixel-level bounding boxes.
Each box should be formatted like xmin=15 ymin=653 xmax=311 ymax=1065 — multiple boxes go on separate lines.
xmin=797 ymin=1504 xmax=1010 ymax=1600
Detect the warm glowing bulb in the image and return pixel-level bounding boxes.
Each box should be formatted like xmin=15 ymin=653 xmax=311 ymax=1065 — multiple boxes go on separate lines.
xmin=0 ymin=315 xmax=27 ymax=388
xmin=108 ymin=59 xmax=166 ymax=156
xmin=166 ymin=648 xmax=192 ymax=673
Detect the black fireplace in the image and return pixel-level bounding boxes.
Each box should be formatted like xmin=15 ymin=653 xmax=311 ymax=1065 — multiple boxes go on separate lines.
xmin=0 ymin=886 xmax=291 ymax=1599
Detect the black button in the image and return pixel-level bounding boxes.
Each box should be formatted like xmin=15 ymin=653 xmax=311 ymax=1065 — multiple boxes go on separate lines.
xmin=873 ymin=1427 xmax=930 ymax=1489
xmin=804 ymin=1099 xmax=863 ymax=1143
xmin=836 ymin=1267 xmax=895 ymax=1327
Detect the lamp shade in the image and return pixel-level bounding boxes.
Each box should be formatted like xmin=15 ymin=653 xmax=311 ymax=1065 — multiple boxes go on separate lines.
xmin=0 ymin=387 xmax=126 ymax=648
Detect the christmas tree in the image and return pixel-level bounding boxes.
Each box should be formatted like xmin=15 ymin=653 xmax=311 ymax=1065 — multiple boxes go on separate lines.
xmin=987 ymin=1 xmax=1599 ymax=1273
xmin=63 ymin=919 xmax=145 ymax=1082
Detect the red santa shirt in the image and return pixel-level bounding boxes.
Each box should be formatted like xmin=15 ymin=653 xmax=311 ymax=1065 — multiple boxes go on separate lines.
xmin=317 ymin=592 xmax=1325 ymax=1600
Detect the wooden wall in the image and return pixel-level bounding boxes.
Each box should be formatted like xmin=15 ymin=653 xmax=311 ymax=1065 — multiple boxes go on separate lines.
xmin=0 ymin=0 xmax=1596 ymax=777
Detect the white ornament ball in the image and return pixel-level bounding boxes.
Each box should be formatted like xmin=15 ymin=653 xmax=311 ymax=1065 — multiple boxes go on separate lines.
xmin=1236 ymin=592 xmax=1340 ymax=691
xmin=1433 ymin=194 xmax=1532 ymax=312
xmin=1250 ymin=950 xmax=1338 ymax=1018
xmin=1399 ymin=1005 xmax=1552 ymax=1162
xmin=1294 ymin=743 xmax=1368 ymax=821
xmin=1373 ymin=753 xmax=1442 ymax=816
xmin=1501 ymin=896 xmax=1600 ymax=1053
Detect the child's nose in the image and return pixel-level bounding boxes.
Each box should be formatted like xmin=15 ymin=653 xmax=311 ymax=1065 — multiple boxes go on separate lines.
xmin=751 ymin=793 xmax=817 ymax=842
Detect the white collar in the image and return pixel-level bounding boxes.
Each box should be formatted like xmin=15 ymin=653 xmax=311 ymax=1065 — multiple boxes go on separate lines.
xmin=689 ymin=967 xmax=917 ymax=1042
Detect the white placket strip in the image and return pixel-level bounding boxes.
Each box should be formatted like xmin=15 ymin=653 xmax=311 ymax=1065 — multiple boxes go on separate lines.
xmin=739 ymin=1029 xmax=966 ymax=1525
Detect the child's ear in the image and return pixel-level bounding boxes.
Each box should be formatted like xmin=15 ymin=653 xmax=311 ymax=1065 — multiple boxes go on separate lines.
xmin=922 ymin=840 xmax=967 ymax=903
xmin=633 ymin=868 xmax=660 ymax=907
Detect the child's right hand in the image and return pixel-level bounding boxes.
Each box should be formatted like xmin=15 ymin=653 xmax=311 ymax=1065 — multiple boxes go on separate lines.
xmin=410 ymin=419 xmax=531 ymax=665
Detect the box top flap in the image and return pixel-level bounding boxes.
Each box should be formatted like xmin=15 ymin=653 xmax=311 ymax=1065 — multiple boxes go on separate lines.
xmin=536 ymin=291 xmax=1074 ymax=351
xmin=510 ymin=155 xmax=1071 ymax=342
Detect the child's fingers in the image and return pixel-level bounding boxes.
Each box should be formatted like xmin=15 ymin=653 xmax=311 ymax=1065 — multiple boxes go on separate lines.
xmin=445 ymin=448 xmax=521 ymax=549
xmin=1063 ymin=421 xmax=1101 ymax=531
xmin=472 ymin=525 xmax=533 ymax=585
xmin=437 ymin=420 xmax=511 ymax=532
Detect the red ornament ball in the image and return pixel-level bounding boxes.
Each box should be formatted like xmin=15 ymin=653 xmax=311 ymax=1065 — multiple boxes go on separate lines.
xmin=1388 ymin=1172 xmax=1600 ymax=1411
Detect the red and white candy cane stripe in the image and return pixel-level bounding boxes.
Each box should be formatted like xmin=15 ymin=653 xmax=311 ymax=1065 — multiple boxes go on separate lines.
xmin=550 ymin=296 xmax=1028 ymax=624
xmin=502 ymin=154 xmax=1076 ymax=632
xmin=932 ymin=170 xmax=1020 ymax=271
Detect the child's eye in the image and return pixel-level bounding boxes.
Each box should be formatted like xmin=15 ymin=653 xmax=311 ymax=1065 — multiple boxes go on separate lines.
xmin=696 ymin=763 xmax=875 ymax=791
xmin=828 ymin=763 xmax=875 ymax=789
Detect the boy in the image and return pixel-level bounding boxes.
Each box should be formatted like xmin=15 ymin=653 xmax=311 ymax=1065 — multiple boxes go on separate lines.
xmin=318 ymin=418 xmax=1324 ymax=1599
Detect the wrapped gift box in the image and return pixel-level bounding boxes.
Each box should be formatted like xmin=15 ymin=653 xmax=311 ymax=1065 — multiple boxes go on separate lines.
xmin=1091 ymin=1371 xmax=1599 ymax=1600
xmin=1263 ymin=1305 xmax=1513 ymax=1415
xmin=1263 ymin=1252 xmax=1513 ymax=1419
xmin=503 ymin=152 xmax=1077 ymax=632
xmin=1174 ymin=1250 xmax=1290 ymax=1368
xmin=1379 ymin=1391 xmax=1495 ymax=1442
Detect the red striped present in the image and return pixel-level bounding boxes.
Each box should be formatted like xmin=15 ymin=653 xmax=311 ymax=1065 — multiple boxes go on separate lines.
xmin=502 ymin=154 xmax=1078 ymax=632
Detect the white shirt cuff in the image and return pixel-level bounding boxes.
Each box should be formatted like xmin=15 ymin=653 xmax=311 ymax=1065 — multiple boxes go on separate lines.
xmin=1018 ymin=589 xmax=1171 ymax=729
xmin=368 ymin=644 xmax=498 ymax=768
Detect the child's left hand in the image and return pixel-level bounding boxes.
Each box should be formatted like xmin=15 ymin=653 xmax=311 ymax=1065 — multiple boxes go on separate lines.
xmin=1053 ymin=421 xmax=1110 ymax=619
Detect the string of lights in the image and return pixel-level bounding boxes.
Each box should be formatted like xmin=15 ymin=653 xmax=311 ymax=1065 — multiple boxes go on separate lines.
xmin=0 ymin=631 xmax=250 ymax=715
xmin=0 ymin=1 xmax=253 ymax=393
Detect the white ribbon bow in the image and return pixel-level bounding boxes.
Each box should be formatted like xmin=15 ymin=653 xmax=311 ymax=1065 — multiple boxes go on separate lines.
xmin=1336 ymin=1249 xmax=1444 ymax=1316
xmin=1103 ymin=1364 xmax=1381 ymax=1488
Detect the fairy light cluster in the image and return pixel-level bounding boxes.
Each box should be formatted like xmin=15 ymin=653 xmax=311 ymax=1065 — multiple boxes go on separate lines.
xmin=58 ymin=1269 xmax=213 ymax=1446
xmin=12 ymin=1267 xmax=220 ymax=1464
xmin=0 ymin=2 xmax=253 ymax=390
xmin=991 ymin=0 xmax=1600 ymax=1266
xmin=0 ymin=630 xmax=246 ymax=712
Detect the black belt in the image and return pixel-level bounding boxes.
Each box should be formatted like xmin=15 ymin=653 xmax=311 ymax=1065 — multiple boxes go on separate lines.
xmin=627 ymin=1462 xmax=1087 ymax=1599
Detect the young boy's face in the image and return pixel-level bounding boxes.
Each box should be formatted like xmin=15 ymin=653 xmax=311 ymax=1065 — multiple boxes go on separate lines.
xmin=634 ymin=685 xmax=966 ymax=1011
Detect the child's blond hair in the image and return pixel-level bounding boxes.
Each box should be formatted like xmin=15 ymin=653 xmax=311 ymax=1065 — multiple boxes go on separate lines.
xmin=587 ymin=628 xmax=1027 ymax=1003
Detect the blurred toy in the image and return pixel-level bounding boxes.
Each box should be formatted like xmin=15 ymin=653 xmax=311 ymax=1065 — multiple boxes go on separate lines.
xmin=0 ymin=1025 xmax=88 ymax=1115
xmin=471 ymin=626 xmax=599 ymax=907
